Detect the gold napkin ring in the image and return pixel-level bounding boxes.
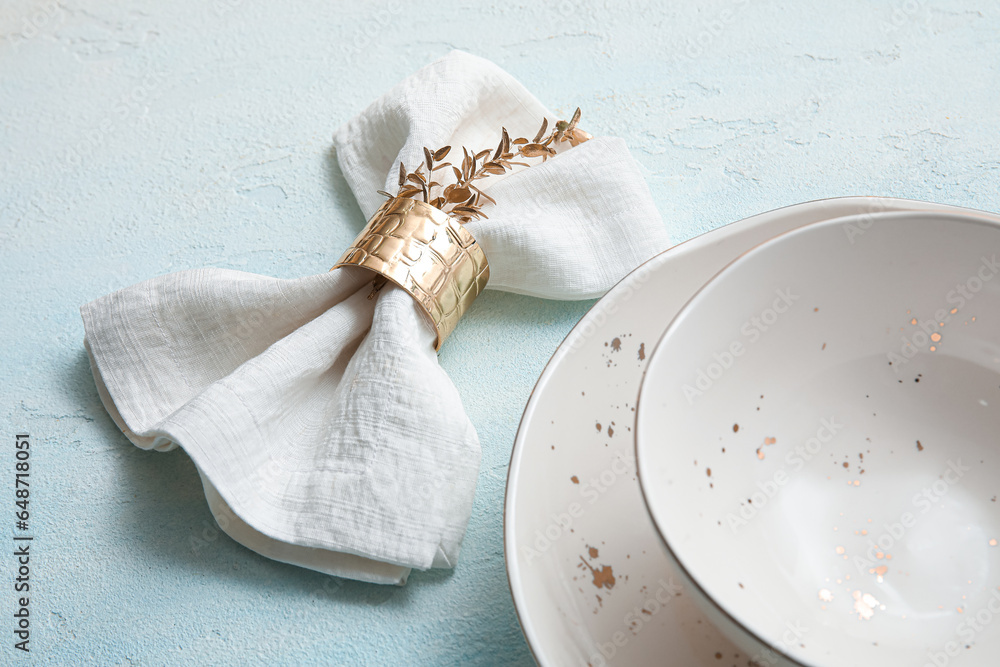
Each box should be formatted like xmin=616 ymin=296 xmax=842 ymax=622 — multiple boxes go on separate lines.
xmin=333 ymin=197 xmax=490 ymax=350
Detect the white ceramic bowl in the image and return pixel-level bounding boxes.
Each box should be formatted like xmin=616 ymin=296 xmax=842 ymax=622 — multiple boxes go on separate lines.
xmin=636 ymin=211 xmax=1000 ymax=666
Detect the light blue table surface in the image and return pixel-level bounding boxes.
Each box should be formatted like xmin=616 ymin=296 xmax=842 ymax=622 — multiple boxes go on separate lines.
xmin=2 ymin=1 xmax=998 ymax=664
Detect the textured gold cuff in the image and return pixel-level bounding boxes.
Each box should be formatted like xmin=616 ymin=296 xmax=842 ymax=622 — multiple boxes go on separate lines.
xmin=333 ymin=197 xmax=490 ymax=350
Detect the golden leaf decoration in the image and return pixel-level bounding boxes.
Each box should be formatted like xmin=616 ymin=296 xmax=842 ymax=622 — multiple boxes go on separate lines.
xmin=394 ymin=108 xmax=588 ymax=221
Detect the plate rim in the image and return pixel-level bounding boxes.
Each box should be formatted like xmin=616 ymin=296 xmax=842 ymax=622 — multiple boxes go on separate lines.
xmin=634 ymin=208 xmax=1000 ymax=667
xmin=503 ymin=196 xmax=1000 ymax=666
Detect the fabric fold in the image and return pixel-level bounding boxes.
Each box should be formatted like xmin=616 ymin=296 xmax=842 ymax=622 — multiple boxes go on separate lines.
xmin=81 ymin=50 xmax=670 ymax=584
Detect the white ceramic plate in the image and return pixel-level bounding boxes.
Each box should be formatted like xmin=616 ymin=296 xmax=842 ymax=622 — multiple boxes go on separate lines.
xmin=636 ymin=211 xmax=1000 ymax=666
xmin=504 ymin=198 xmax=1000 ymax=667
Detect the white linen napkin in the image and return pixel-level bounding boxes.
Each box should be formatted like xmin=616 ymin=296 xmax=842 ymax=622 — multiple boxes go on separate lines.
xmin=80 ymin=50 xmax=670 ymax=584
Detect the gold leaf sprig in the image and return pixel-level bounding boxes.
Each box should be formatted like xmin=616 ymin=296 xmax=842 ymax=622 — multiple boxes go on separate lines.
xmin=379 ymin=108 xmax=591 ymax=223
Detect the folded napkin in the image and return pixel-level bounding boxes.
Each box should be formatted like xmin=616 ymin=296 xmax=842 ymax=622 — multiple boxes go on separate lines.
xmin=81 ymin=50 xmax=670 ymax=584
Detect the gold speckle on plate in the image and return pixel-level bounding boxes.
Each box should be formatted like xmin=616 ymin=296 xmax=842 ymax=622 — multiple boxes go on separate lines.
xmin=580 ymin=556 xmax=616 ymax=590
xmin=852 ymin=590 xmax=882 ymax=620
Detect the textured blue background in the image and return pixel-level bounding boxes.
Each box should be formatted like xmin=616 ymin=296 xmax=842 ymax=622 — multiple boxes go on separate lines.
xmin=1 ymin=1 xmax=998 ymax=664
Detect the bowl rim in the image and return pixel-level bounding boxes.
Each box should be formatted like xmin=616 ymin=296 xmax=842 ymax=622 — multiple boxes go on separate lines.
xmin=633 ymin=209 xmax=1000 ymax=667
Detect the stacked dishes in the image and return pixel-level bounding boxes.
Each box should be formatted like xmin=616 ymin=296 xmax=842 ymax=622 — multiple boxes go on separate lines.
xmin=505 ymin=199 xmax=1000 ymax=666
